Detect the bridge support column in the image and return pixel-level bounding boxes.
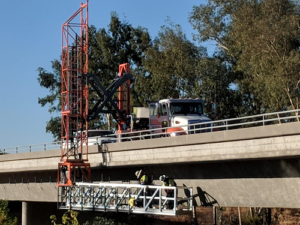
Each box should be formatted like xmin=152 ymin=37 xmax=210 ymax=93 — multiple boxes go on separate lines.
xmin=22 ymin=202 xmax=29 ymax=225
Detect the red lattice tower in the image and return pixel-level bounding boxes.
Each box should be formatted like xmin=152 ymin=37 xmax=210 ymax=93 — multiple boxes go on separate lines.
xmin=118 ymin=63 xmax=131 ymax=132
xmin=58 ymin=1 xmax=90 ymax=186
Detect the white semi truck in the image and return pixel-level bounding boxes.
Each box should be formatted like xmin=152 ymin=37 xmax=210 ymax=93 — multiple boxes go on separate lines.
xmin=130 ymin=98 xmax=212 ymax=136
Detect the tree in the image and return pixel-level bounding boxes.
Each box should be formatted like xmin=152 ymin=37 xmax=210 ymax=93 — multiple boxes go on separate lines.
xmin=0 ymin=200 xmax=17 ymax=225
xmin=229 ymin=0 xmax=300 ymax=112
xmin=142 ymin=22 xmax=242 ymax=118
xmin=38 ymin=13 xmax=151 ymax=139
xmin=196 ymin=55 xmax=244 ymax=118
xmin=88 ymin=13 xmax=151 ymax=110
xmin=37 ymin=60 xmax=61 ymax=141
xmin=50 ymin=210 xmax=79 ymax=225
xmin=142 ymin=22 xmax=207 ymax=100
xmin=189 ymin=0 xmax=300 ymax=114
xmin=88 ymin=13 xmax=151 ymax=87
xmin=50 ymin=211 xmax=127 ymax=225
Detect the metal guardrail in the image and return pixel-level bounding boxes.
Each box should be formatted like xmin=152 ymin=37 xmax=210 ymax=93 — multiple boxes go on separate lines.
xmin=114 ymin=109 xmax=300 ymax=141
xmin=1 ymin=109 xmax=299 ymax=154
xmin=58 ymin=182 xmax=193 ymax=216
xmin=0 ymin=141 xmax=61 ymax=155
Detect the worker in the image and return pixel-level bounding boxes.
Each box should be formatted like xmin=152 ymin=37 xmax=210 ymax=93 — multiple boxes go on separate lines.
xmin=135 ymin=169 xmax=152 ymax=207
xmin=159 ymin=175 xmax=177 ymax=209
xmin=135 ymin=169 xmax=152 ymax=185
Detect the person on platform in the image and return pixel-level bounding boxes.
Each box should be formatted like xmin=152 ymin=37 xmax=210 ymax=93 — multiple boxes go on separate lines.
xmin=159 ymin=175 xmax=177 ymax=209
xmin=135 ymin=169 xmax=153 ymax=207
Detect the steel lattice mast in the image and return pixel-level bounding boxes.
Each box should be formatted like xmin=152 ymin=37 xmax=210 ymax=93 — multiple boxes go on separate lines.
xmin=58 ymin=1 xmax=90 ymax=187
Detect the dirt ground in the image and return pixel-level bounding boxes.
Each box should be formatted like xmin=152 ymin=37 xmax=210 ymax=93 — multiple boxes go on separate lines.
xmin=9 ymin=201 xmax=300 ymax=225
xmin=145 ymin=207 xmax=300 ymax=225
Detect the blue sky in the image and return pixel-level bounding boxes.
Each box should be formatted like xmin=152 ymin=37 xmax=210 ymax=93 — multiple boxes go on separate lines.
xmin=0 ymin=0 xmax=215 ymax=148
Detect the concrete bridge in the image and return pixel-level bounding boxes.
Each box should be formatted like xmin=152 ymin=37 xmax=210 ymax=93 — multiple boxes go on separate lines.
xmin=0 ymin=121 xmax=300 ymax=211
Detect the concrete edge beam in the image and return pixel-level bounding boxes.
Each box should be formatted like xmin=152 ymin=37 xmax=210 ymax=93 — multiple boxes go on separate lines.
xmin=0 ymin=122 xmax=299 ymax=162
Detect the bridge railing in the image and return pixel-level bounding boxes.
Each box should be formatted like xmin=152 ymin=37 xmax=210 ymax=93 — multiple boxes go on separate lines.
xmin=1 ymin=109 xmax=299 ymax=154
xmin=115 ymin=109 xmax=300 ymax=141
xmin=0 ymin=141 xmax=61 ymax=155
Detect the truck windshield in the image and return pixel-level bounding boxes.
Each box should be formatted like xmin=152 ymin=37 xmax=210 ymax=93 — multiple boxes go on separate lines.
xmin=170 ymin=103 xmax=203 ymax=115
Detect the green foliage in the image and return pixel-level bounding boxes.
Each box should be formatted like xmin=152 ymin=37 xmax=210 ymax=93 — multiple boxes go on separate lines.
xmin=189 ymin=0 xmax=300 ymax=115
xmin=51 ymin=210 xmax=79 ymax=225
xmin=62 ymin=210 xmax=79 ymax=225
xmin=38 ymin=13 xmax=151 ymax=138
xmin=196 ymin=56 xmax=244 ymax=118
xmin=50 ymin=215 xmax=57 ymax=224
xmin=88 ymin=12 xmax=151 ymax=111
xmin=37 ymin=60 xmax=61 ymax=112
xmin=0 ymin=200 xmax=17 ymax=225
xmin=45 ymin=116 xmax=61 ymax=141
xmin=143 ymin=21 xmax=207 ymax=100
xmin=88 ymin=12 xmax=151 ymax=85
xmin=142 ymin=20 xmax=243 ymax=118
xmin=51 ymin=212 xmax=128 ymax=225
xmin=228 ymin=0 xmax=300 ymax=112
xmin=39 ymin=1 xmax=300 ymax=134
xmin=241 ymin=214 xmax=263 ymax=225
xmin=37 ymin=60 xmax=61 ymax=141
xmin=83 ymin=216 xmax=126 ymax=225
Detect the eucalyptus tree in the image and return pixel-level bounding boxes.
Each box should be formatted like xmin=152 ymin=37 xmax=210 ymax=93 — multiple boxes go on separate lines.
xmin=142 ymin=22 xmax=242 ymax=118
xmin=189 ymin=0 xmax=300 ymax=114
xmin=142 ymin=23 xmax=207 ymax=100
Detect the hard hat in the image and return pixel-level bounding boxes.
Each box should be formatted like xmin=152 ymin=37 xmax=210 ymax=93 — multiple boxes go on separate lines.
xmin=159 ymin=175 xmax=165 ymax=182
xmin=135 ymin=170 xmax=142 ymax=178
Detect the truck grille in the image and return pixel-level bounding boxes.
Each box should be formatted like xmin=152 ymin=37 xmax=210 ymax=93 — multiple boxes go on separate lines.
xmin=188 ymin=120 xmax=211 ymax=134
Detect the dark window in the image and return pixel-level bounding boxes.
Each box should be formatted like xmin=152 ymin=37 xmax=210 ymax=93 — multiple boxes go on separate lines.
xmin=170 ymin=103 xmax=203 ymax=115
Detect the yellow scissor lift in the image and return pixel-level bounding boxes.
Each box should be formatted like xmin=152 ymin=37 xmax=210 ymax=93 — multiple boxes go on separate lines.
xmin=58 ymin=182 xmax=193 ymax=216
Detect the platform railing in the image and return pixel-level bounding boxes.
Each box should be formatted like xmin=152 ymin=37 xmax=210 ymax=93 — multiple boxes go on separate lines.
xmin=58 ymin=182 xmax=193 ymax=216
xmin=1 ymin=109 xmax=299 ymax=154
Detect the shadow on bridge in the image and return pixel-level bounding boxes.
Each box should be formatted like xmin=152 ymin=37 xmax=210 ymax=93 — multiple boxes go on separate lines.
xmin=180 ymin=184 xmax=219 ymax=207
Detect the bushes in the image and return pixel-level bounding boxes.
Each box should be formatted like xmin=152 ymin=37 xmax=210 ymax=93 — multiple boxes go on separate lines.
xmin=50 ymin=210 xmax=127 ymax=225
xmin=0 ymin=200 xmax=17 ymax=225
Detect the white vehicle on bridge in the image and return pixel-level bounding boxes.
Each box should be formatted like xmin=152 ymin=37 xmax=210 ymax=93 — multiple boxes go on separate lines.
xmin=78 ymin=129 xmax=116 ymax=145
xmin=131 ymin=98 xmax=212 ymax=137
xmin=62 ymin=130 xmax=116 ymax=148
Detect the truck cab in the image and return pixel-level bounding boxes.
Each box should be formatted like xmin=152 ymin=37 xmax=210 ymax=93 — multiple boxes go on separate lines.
xmin=149 ymin=99 xmax=211 ymax=134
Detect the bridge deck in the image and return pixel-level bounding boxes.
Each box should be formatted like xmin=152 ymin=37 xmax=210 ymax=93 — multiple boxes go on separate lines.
xmin=0 ymin=122 xmax=299 ymax=208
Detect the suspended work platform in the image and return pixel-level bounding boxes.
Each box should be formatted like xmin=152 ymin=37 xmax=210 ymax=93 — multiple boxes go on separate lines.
xmin=58 ymin=182 xmax=193 ymax=216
